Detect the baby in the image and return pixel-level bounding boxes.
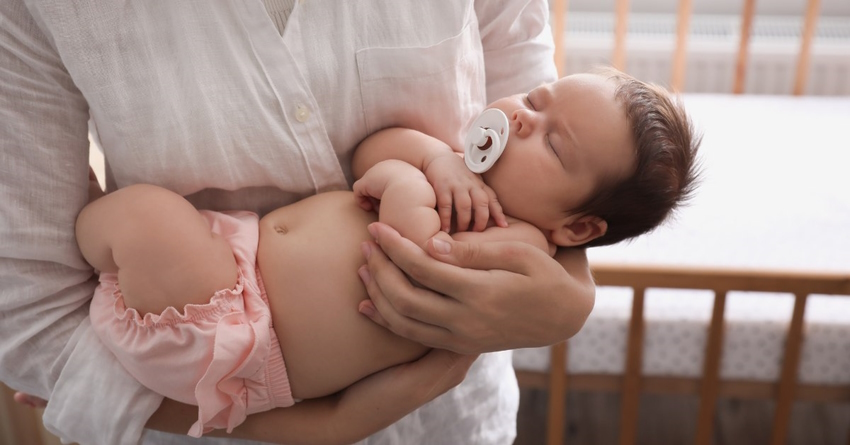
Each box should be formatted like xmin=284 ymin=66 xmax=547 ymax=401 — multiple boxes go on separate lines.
xmin=76 ymin=67 xmax=700 ymax=437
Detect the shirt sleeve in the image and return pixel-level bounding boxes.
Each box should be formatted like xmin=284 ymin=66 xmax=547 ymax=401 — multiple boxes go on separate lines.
xmin=474 ymin=0 xmax=559 ymax=102
xmin=0 ymin=2 xmax=163 ymax=443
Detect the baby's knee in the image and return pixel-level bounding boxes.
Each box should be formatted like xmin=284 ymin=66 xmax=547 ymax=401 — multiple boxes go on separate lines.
xmin=114 ymin=184 xmax=183 ymax=211
xmin=106 ymin=184 xmax=200 ymax=230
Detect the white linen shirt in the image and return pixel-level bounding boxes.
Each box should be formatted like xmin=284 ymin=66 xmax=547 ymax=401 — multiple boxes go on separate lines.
xmin=0 ymin=1 xmax=557 ymax=444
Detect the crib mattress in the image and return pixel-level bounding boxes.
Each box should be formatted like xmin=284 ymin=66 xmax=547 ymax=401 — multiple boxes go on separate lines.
xmin=513 ymin=94 xmax=850 ymax=385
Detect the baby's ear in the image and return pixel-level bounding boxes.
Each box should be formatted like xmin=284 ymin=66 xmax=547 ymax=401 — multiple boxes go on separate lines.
xmin=551 ymin=216 xmax=607 ymax=247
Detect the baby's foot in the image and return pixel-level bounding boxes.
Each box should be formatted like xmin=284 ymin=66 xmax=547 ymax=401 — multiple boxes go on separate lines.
xmin=13 ymin=391 xmax=47 ymax=408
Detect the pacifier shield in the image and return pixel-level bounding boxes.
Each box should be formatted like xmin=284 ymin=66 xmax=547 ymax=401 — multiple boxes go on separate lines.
xmin=464 ymin=108 xmax=509 ymax=174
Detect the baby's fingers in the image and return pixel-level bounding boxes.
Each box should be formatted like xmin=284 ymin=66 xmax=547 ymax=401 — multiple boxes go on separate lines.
xmin=353 ymin=180 xmax=377 ymax=212
xmin=453 ymin=191 xmax=473 ymax=232
xmin=470 ymin=188 xmax=492 ymax=232
xmin=488 ymin=193 xmax=508 ymax=228
xmin=435 ymin=188 xmax=454 ymax=232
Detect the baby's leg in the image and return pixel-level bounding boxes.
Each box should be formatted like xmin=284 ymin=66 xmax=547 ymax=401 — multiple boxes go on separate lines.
xmin=76 ymin=184 xmax=237 ymax=315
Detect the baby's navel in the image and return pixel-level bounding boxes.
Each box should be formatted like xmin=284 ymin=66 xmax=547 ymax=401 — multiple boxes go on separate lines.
xmin=274 ymin=225 xmax=289 ymax=235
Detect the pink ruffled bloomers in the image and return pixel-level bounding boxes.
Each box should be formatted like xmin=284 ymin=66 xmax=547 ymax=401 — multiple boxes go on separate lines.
xmin=89 ymin=211 xmax=295 ymax=437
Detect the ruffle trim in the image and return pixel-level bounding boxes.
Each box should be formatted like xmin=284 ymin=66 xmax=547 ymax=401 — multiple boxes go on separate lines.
xmin=102 ymin=269 xmax=245 ymax=327
xmin=188 ymin=308 xmax=269 ymax=437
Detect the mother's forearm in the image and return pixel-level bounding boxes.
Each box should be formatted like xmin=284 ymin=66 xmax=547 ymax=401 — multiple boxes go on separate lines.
xmin=551 ymin=247 xmax=596 ymax=340
xmin=147 ymin=395 xmax=367 ymax=445
xmin=147 ymin=396 xmax=365 ymax=445
xmin=147 ymin=349 xmax=476 ymax=445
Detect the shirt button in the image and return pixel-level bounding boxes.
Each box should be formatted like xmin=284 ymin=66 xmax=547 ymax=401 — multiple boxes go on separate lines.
xmin=295 ymin=103 xmax=311 ymax=123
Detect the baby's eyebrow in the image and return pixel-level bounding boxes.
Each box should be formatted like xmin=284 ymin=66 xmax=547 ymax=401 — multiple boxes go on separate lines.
xmin=531 ymin=85 xmax=550 ymax=105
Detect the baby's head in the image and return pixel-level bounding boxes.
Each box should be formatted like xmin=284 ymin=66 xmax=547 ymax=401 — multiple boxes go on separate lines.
xmin=481 ymin=67 xmax=700 ymax=248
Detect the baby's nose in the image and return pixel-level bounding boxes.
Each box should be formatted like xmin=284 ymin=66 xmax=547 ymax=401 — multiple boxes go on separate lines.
xmin=512 ymin=109 xmax=536 ymax=136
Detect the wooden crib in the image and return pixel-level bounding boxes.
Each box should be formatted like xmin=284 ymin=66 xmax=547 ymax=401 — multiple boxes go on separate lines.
xmin=515 ymin=266 xmax=850 ymax=445
xmin=513 ymin=0 xmax=850 ymax=444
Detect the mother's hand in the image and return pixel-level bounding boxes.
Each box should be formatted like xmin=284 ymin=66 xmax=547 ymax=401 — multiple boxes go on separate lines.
xmin=358 ymin=222 xmax=596 ymax=354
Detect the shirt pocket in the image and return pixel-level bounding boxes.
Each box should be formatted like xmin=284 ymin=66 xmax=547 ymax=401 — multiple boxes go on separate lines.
xmin=355 ymin=21 xmax=486 ymax=151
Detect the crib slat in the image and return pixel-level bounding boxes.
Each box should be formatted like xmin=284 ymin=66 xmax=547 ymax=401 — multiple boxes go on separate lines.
xmin=671 ymin=0 xmax=693 ymax=91
xmin=770 ymin=293 xmax=809 ymax=445
xmin=547 ymin=341 xmax=568 ymax=445
xmin=733 ymin=0 xmax=757 ymax=94
xmin=619 ymin=287 xmax=646 ymax=445
xmin=612 ymin=0 xmax=631 ymax=70
xmin=694 ymin=290 xmax=728 ymax=445
xmin=552 ymin=0 xmax=568 ymax=77
xmin=793 ymin=0 xmax=821 ymax=95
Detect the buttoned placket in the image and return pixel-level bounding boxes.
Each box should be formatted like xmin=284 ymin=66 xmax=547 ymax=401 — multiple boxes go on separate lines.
xmin=236 ymin=1 xmax=347 ymax=194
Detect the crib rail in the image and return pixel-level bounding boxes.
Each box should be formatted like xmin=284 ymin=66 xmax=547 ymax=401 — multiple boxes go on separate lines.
xmin=550 ymin=0 xmax=823 ymax=94
xmin=516 ymin=264 xmax=850 ymax=445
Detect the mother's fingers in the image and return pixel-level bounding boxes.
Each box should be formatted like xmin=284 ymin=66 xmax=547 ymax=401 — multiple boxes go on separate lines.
xmin=358 ymin=248 xmax=462 ymax=348
xmin=426 ymin=235 xmax=551 ymax=274
xmin=367 ymin=223 xmax=539 ymax=298
xmin=358 ymin=298 xmax=457 ymax=351
xmin=364 ymin=223 xmax=477 ymax=296
xmin=410 ymin=349 xmax=479 ymax=398
xmin=360 ymin=242 xmax=459 ymax=325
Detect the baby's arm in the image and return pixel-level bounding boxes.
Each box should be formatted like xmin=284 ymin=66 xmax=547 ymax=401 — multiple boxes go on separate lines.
xmin=353 ymin=160 xmax=439 ymax=250
xmin=351 ymin=128 xmax=445 ymax=179
xmin=352 ymin=128 xmax=506 ymax=232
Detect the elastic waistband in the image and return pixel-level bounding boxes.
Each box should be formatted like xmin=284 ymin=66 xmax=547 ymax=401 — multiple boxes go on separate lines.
xmin=256 ymin=266 xmax=295 ymax=409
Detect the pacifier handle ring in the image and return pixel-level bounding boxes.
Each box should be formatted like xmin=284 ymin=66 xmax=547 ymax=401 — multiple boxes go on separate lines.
xmin=477 ymin=128 xmax=500 ymax=152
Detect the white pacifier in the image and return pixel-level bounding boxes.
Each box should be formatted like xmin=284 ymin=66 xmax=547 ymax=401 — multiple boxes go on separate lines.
xmin=464 ymin=108 xmax=510 ymax=174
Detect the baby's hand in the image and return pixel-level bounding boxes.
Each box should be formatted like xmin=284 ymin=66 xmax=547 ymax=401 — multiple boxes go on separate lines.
xmin=424 ymin=154 xmax=507 ymax=232
xmin=352 ymin=168 xmax=385 ymax=214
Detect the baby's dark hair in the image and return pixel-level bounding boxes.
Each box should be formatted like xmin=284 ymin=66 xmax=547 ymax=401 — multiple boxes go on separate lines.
xmin=573 ymin=67 xmax=702 ymax=248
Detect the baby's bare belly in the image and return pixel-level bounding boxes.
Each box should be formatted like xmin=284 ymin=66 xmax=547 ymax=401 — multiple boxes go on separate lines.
xmin=257 ymin=191 xmax=428 ymax=400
